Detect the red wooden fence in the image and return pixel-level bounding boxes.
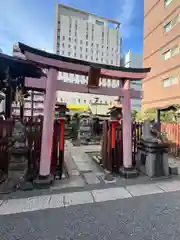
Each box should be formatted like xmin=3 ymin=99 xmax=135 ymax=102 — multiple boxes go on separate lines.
xmin=161 ymin=123 xmax=180 ymax=157
xmin=101 ymin=121 xmax=143 ymax=173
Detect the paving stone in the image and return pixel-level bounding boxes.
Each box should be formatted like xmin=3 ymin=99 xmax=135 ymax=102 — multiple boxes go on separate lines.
xmin=92 ymin=187 xmax=131 ymax=202
xmin=126 ymin=183 xmax=164 ymax=197
xmin=71 ymin=170 xmax=80 ymax=176
xmin=51 ymin=176 xmax=85 ymax=190
xmin=0 ymin=195 xmax=51 ymax=215
xmin=64 ymin=191 xmax=93 ymax=206
xmin=75 ymin=162 xmax=92 ymax=173
xmin=157 ymin=180 xmax=180 ymax=192
xmin=48 ymin=194 xmax=64 ymax=208
xmin=83 ymin=173 xmax=100 ymax=184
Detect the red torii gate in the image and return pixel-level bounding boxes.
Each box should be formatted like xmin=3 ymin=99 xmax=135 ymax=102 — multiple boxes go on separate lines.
xmin=15 ymin=43 xmax=150 ymax=183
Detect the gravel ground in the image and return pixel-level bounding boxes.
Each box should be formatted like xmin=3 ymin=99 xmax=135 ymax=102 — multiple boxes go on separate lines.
xmin=1 ymin=191 xmax=180 ymax=239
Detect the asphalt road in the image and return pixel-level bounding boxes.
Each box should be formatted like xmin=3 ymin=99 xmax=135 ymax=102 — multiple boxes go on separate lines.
xmin=1 ymin=191 xmax=180 ymax=240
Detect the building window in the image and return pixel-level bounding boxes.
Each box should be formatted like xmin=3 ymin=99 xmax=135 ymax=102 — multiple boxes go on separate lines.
xmin=80 ymin=40 xmax=83 ymax=44
xmin=164 ymin=15 xmax=179 ymax=33
xmin=62 ymin=43 xmax=64 ymax=48
xmin=80 ymin=47 xmax=82 ymax=51
xmin=68 ymin=44 xmax=71 ymax=48
xmin=171 ymin=45 xmax=179 ymax=56
xmin=68 ymin=52 xmax=70 ymax=56
xmin=80 ymin=54 xmax=82 ymax=58
xmin=102 ymin=31 xmax=104 ymax=39
xmin=111 ymin=60 xmax=113 ymax=64
xmin=96 ymin=20 xmax=104 ymax=26
xmin=86 ymin=41 xmax=88 ymax=46
xmin=69 ymin=37 xmax=71 ymax=42
xmin=74 ymin=53 xmax=76 ymax=57
xmin=86 ymin=48 xmax=88 ymax=52
xmin=163 ymin=49 xmax=171 ymax=60
xmin=163 ymin=75 xmax=179 ymax=87
xmin=164 ymin=0 xmax=173 ymax=7
xmin=163 ymin=45 xmax=179 ymax=60
xmin=164 ymin=22 xmax=172 ymax=33
xmin=62 ymin=36 xmax=65 ymax=40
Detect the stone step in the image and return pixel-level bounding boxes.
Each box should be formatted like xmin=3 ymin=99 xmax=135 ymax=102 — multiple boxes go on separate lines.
xmin=9 ymin=162 xmax=27 ymax=171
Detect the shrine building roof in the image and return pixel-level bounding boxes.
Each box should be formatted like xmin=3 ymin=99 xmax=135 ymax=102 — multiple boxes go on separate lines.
xmin=0 ymin=52 xmax=45 ymax=80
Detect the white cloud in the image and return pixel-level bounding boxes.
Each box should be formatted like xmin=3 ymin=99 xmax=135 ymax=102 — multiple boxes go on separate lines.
xmin=117 ymin=0 xmax=137 ymax=39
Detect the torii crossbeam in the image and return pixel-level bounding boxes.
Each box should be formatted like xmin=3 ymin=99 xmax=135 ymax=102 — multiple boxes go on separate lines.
xmin=14 ymin=42 xmax=151 ymax=181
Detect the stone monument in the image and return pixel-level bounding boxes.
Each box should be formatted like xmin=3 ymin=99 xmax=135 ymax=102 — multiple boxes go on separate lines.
xmin=78 ymin=117 xmax=92 ymax=145
xmin=137 ymin=120 xmax=169 ymax=178
xmin=11 ymin=121 xmax=27 ymax=155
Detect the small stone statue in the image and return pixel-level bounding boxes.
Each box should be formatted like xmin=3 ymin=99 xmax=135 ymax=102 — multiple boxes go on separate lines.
xmin=78 ymin=117 xmax=92 ymax=144
xmin=12 ymin=121 xmax=27 ymax=154
xmin=142 ymin=120 xmax=157 ymax=142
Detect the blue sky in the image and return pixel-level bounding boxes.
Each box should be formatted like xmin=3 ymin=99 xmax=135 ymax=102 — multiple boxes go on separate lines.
xmin=0 ymin=0 xmax=144 ymax=56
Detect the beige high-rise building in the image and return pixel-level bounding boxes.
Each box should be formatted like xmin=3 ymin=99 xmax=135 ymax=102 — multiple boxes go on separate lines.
xmin=54 ymin=4 xmax=121 ymax=114
xmin=143 ymin=0 xmax=180 ymax=110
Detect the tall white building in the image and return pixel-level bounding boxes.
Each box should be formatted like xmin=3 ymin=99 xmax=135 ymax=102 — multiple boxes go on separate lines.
xmin=54 ymin=4 xmax=121 ymax=114
xmin=123 ymin=51 xmax=143 ymax=111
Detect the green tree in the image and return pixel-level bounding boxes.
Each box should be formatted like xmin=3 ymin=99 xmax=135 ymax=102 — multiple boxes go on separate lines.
xmin=132 ymin=110 xmax=138 ymax=121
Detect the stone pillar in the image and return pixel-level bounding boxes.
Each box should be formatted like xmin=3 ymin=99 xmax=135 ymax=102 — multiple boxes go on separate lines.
xmin=38 ymin=68 xmax=58 ymax=180
xmin=120 ymin=80 xmax=138 ymax=178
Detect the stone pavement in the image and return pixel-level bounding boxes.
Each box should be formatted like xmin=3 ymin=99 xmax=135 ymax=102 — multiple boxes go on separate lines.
xmin=1 ymin=179 xmax=180 ymax=215
xmin=1 ymin=190 xmax=180 ymax=239
xmin=52 ymin=141 xmax=180 ymax=193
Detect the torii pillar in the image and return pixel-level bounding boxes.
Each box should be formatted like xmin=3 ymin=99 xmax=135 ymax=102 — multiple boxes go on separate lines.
xmin=34 ymin=68 xmax=58 ymax=185
xmin=120 ymin=79 xmax=138 ymax=178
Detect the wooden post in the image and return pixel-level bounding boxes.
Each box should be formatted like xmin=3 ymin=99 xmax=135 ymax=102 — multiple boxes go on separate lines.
xmin=5 ymin=87 xmax=12 ymax=119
